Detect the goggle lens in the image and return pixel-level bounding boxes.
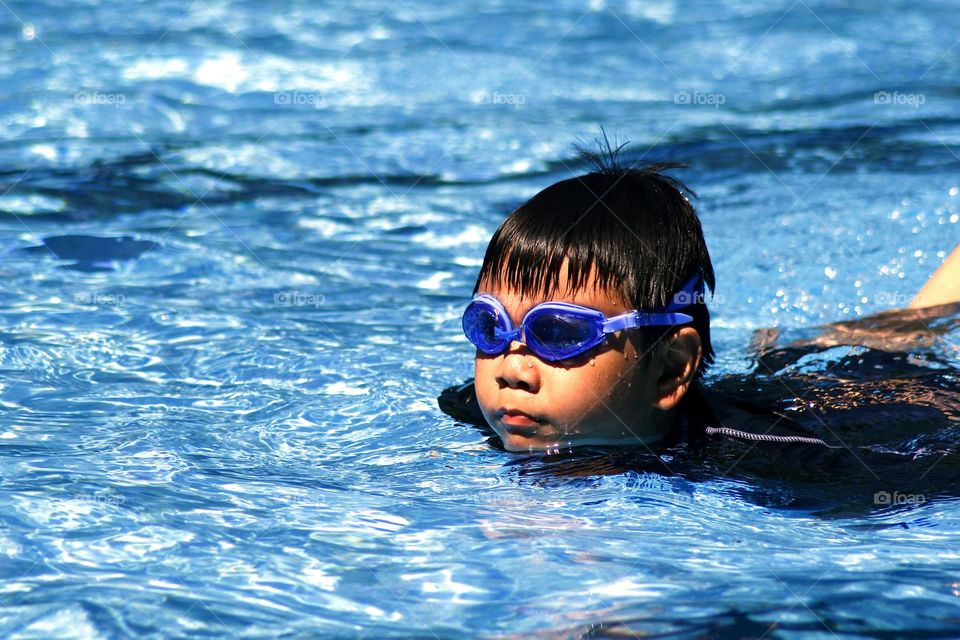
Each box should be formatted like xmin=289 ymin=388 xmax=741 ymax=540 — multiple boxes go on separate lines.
xmin=525 ymin=310 xmax=600 ymax=360
xmin=462 ymin=300 xmax=507 ymax=354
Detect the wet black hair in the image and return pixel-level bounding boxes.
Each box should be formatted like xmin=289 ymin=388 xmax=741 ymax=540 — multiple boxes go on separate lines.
xmin=472 ymin=141 xmax=717 ymax=380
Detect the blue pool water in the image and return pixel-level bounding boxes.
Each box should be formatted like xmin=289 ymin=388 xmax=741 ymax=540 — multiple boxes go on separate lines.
xmin=2 ymin=1 xmax=960 ymax=637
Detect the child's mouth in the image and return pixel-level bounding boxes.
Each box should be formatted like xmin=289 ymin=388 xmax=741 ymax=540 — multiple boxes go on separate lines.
xmin=498 ymin=410 xmax=543 ymax=432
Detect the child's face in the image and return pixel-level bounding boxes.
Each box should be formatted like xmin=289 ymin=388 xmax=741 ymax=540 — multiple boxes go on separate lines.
xmin=473 ymin=270 xmax=677 ymax=452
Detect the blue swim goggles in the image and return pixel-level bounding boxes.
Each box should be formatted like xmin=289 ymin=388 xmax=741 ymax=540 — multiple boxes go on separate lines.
xmin=462 ymin=275 xmax=704 ymax=362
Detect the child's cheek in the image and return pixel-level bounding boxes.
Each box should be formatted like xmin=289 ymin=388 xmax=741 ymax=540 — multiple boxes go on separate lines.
xmin=586 ymin=356 xmax=645 ymax=415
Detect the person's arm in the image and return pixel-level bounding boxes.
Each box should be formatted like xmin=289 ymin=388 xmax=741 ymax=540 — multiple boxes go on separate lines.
xmin=748 ymin=243 xmax=960 ymax=355
xmin=909 ymin=243 xmax=960 ymax=309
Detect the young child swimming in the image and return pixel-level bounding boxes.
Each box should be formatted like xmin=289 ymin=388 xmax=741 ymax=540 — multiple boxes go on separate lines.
xmin=439 ymin=147 xmax=960 ymax=476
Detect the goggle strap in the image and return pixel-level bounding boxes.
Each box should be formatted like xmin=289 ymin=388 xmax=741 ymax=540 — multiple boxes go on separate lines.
xmin=603 ymin=311 xmax=693 ymax=333
xmin=634 ymin=311 xmax=694 ymax=326
xmin=606 ymin=310 xmax=694 ymax=332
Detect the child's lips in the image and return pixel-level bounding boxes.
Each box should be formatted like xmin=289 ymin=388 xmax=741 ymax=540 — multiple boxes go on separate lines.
xmin=497 ymin=409 xmax=544 ymax=432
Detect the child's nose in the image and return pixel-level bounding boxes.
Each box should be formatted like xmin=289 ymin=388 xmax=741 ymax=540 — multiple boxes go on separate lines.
xmin=495 ymin=341 xmax=541 ymax=392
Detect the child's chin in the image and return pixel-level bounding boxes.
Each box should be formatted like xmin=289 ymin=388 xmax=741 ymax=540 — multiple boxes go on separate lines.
xmin=498 ymin=431 xmax=572 ymax=453
xmin=498 ymin=431 xmax=657 ymax=452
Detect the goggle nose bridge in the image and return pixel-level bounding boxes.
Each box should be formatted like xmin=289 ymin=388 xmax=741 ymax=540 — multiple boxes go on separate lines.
xmin=492 ymin=323 xmax=522 ymax=344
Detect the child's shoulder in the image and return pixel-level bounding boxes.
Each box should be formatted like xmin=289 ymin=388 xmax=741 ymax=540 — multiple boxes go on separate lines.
xmin=437 ymin=379 xmax=487 ymax=428
xmin=682 ymin=382 xmax=866 ymax=473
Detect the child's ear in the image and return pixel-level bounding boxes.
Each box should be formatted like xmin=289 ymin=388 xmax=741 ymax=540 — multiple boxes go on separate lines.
xmin=652 ymin=327 xmax=702 ymax=411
